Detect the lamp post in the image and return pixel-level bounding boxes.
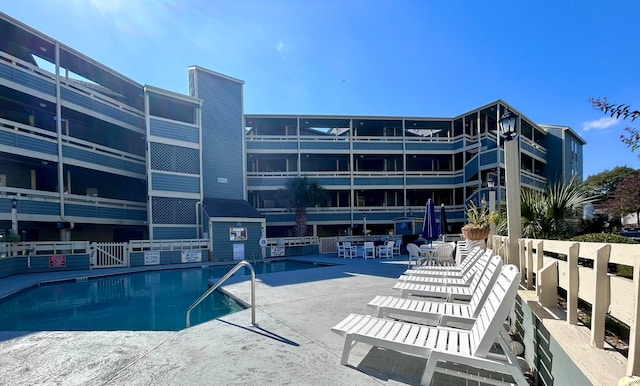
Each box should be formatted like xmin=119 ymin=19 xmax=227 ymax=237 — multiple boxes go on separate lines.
xmin=499 ymin=109 xmax=522 ymax=267
xmin=487 ymin=178 xmax=496 ymax=248
xmin=10 ymin=197 xmax=18 ymax=235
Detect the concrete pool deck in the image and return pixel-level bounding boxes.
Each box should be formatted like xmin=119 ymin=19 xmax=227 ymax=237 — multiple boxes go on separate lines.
xmin=0 ymin=255 xmax=515 ymax=385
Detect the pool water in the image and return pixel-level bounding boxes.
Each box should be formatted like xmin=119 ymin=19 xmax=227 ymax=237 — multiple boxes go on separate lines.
xmin=0 ymin=260 xmax=324 ymax=331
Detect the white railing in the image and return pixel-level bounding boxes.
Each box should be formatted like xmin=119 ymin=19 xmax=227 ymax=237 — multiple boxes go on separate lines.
xmin=0 ymin=241 xmax=91 ymax=258
xmin=491 ymin=235 xmax=640 ymax=375
xmin=128 ymin=239 xmax=210 ymax=252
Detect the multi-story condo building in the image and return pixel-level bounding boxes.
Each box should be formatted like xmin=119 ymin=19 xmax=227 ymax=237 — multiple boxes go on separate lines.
xmin=0 ymin=12 xmax=585 ymax=242
xmin=245 ymin=110 xmax=585 ymax=237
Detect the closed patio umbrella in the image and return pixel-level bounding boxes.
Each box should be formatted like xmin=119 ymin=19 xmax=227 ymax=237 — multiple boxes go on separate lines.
xmin=421 ymin=199 xmax=440 ymax=245
xmin=439 ymin=203 xmax=448 ymax=238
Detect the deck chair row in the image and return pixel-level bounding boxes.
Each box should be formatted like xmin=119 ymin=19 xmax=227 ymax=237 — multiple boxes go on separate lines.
xmin=331 ymin=249 xmax=528 ymax=385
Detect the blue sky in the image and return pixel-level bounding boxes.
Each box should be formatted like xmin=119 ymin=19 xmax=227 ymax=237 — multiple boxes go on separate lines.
xmin=3 ymin=0 xmax=639 ymax=178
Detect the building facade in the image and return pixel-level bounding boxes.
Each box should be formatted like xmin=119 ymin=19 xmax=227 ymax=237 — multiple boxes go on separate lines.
xmin=0 ymin=12 xmax=585 ymax=242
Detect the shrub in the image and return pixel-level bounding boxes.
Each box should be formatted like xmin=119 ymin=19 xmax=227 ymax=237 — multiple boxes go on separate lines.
xmin=571 ymin=233 xmax=638 ymax=244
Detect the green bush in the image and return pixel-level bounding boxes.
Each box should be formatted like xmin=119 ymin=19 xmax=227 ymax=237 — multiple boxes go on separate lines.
xmin=571 ymin=233 xmax=638 ymax=244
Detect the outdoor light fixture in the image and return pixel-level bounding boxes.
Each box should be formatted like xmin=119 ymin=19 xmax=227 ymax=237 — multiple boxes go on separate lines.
xmin=487 ymin=178 xmax=495 ymax=190
xmin=499 ymin=109 xmax=518 ymax=140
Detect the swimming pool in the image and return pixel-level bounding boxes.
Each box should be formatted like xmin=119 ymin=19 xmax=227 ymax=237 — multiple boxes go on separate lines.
xmin=0 ymin=260 xmax=326 ymax=332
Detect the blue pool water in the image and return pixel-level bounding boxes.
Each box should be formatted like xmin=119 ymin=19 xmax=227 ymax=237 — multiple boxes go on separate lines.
xmin=0 ymin=260 xmax=325 ymax=331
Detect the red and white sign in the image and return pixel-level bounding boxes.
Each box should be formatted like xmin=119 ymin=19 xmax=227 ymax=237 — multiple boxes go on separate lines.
xmin=49 ymin=255 xmax=66 ymax=268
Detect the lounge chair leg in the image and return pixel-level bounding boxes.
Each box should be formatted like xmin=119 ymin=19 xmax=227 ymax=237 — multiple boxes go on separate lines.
xmin=341 ymin=335 xmax=356 ymax=365
xmin=421 ymin=355 xmax=439 ymax=385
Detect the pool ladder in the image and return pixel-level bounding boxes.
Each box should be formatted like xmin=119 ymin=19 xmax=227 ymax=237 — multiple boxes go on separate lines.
xmin=185 ymin=261 xmax=256 ymax=328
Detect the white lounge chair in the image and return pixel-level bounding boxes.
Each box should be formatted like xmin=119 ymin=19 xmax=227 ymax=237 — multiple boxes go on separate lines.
xmin=456 ymin=239 xmax=486 ymax=265
xmin=343 ymin=242 xmax=357 ymax=259
xmin=331 ymin=264 xmax=527 ymax=385
xmin=368 ymin=253 xmax=502 ymax=326
xmin=404 ymin=246 xmax=486 ymax=278
xmin=393 ymin=254 xmax=503 ymax=301
xmin=410 ymin=245 xmax=485 ymax=274
xmin=397 ymin=250 xmax=492 ymax=287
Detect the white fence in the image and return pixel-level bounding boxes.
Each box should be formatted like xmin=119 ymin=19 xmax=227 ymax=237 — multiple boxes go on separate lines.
xmin=491 ymin=235 xmax=640 ymax=375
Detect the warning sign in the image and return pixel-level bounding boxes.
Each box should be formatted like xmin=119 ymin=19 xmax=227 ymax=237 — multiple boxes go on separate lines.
xmin=49 ymin=255 xmax=66 ymax=268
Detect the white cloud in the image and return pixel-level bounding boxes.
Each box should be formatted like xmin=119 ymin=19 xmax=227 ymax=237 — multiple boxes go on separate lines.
xmin=277 ymin=41 xmax=285 ymax=52
xmin=582 ymin=116 xmax=618 ymax=131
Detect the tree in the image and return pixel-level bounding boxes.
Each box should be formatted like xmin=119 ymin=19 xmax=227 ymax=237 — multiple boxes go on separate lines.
xmin=583 ymin=166 xmax=636 ymax=203
xmin=276 ymin=177 xmax=329 ymax=237
xmin=589 ymin=97 xmax=640 ymax=157
xmin=496 ymin=179 xmax=595 ymax=239
xmin=602 ymin=171 xmax=640 ymax=226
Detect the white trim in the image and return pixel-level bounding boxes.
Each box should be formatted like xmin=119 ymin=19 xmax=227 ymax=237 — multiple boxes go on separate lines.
xmin=148 ymin=191 xmax=201 ymax=199
xmin=188 ymin=65 xmax=244 ymax=85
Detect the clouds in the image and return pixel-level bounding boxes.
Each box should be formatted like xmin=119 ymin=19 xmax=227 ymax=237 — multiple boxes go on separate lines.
xmin=582 ymin=116 xmax=618 ymax=131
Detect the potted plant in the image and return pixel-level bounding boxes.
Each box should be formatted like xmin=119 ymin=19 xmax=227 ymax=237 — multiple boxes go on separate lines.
xmin=461 ymin=201 xmax=491 ymax=240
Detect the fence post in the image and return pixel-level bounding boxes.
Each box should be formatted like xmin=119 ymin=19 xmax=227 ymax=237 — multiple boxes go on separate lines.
xmin=539 ymin=261 xmax=558 ymax=308
xmin=526 ymin=240 xmax=534 ymax=290
xmin=536 ymin=240 xmax=544 ymax=298
xmin=567 ymin=242 xmax=580 ymax=325
xmin=591 ymin=244 xmax=611 ymax=349
xmin=519 ymin=239 xmax=526 ymax=286
xmin=628 ymin=256 xmax=640 ymax=375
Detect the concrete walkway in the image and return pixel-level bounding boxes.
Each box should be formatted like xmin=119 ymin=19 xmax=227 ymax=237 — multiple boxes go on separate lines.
xmin=0 ymin=255 xmax=500 ymax=385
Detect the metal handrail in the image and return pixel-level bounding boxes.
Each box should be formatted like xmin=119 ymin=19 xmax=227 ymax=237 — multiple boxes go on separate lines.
xmin=185 ymin=261 xmax=256 ymax=328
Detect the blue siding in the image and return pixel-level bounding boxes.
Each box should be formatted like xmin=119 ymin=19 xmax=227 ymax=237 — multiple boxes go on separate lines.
xmin=153 ymin=227 xmax=198 ymax=240
xmin=307 ymin=212 xmax=352 ymax=222
xmin=0 ymin=131 xmax=57 ymax=155
xmin=300 ymin=141 xmax=351 ymax=151
xmin=65 ymin=204 xmax=146 ymax=221
xmin=151 ymin=172 xmax=200 ymax=193
xmin=521 ymin=141 xmax=546 ymax=159
xmin=63 ymin=146 xmax=146 ymax=175
xmin=246 ymin=141 xmax=298 ymax=151
xmin=246 ymin=177 xmax=291 ymax=187
xmin=405 ymin=141 xmax=461 ymax=151
xmin=211 ymin=221 xmax=262 ymax=261
xmin=0 ymin=63 xmax=56 ymax=96
xmin=20 ymin=200 xmax=60 ymax=216
xmin=307 ymin=177 xmax=351 ymax=186
xmin=406 ymin=176 xmax=463 ymax=185
xmin=352 ymin=142 xmax=403 ymax=151
xmin=465 ymin=156 xmax=479 ymax=179
xmin=479 ymin=151 xmax=497 ymax=165
xmin=60 ymin=88 xmax=145 ymax=128
xmin=0 ymin=255 xmax=90 ymax=278
xmin=190 ymin=69 xmax=244 ymax=199
xmin=150 ymin=118 xmax=199 ymax=143
xmin=353 ymin=177 xmax=404 ymax=185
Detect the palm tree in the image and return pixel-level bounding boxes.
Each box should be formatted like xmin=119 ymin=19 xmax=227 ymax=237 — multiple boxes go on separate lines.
xmin=497 ymin=178 xmax=595 ymax=239
xmin=276 ymin=177 xmax=329 ymax=237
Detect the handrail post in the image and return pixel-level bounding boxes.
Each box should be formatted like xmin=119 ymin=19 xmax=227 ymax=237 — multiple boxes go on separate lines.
xmin=591 ymin=244 xmax=611 ymax=349
xmin=186 ymin=261 xmax=256 ymax=328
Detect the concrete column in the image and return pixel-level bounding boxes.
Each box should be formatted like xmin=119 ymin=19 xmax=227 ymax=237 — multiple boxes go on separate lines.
xmin=11 ymin=198 xmax=18 ymax=235
xmin=504 ymin=139 xmax=522 ymax=267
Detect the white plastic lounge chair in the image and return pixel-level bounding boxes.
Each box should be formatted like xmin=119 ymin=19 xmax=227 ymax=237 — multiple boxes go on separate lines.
xmin=455 ymin=239 xmax=486 ymax=265
xmin=331 ymin=264 xmax=527 ymax=386
xmin=410 ymin=245 xmax=485 ymax=273
xmin=393 ymin=254 xmax=503 ymax=301
xmin=404 ymin=247 xmax=486 ymax=278
xmin=368 ymin=254 xmax=503 ymax=326
xmin=362 ymin=242 xmax=375 ymax=260
xmin=397 ymin=250 xmax=492 ymax=287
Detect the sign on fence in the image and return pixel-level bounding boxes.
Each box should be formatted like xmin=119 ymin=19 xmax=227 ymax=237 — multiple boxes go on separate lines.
xmin=144 ymin=251 xmax=160 ymax=265
xmin=49 ymin=255 xmax=66 ymax=268
xmin=181 ymin=249 xmax=202 ymax=263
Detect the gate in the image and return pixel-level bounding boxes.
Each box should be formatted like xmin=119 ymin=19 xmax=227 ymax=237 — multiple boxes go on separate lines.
xmin=91 ymin=242 xmax=128 ymax=268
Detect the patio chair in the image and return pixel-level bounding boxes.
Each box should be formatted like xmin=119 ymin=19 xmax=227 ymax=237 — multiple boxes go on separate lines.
xmin=376 ymin=241 xmax=394 ymax=259
xmin=336 ymin=241 xmax=346 ymax=258
xmin=392 ymin=239 xmax=401 ymax=256
xmin=397 ymin=250 xmax=492 ymax=287
xmin=393 ymin=254 xmax=503 ymax=301
xmin=362 ymin=242 xmax=375 ymax=260
xmin=343 ymin=242 xmax=357 ymax=259
xmin=406 ymin=243 xmax=421 ymax=267
xmin=432 ymin=242 xmax=455 ymax=265
xmin=331 ymin=264 xmax=527 ymax=385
